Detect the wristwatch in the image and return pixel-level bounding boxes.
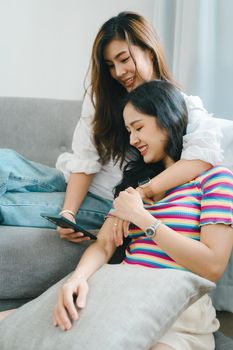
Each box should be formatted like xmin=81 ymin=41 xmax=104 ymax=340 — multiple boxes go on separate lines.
xmin=138 ymin=177 xmax=151 ymax=189
xmin=145 ymin=219 xmax=161 ymax=239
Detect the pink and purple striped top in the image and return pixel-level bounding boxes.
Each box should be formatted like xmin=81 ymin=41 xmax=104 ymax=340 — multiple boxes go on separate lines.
xmin=123 ymin=166 xmax=233 ymax=270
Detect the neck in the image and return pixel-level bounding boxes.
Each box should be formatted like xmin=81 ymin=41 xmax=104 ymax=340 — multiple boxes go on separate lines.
xmin=163 ymin=156 xmax=175 ymax=169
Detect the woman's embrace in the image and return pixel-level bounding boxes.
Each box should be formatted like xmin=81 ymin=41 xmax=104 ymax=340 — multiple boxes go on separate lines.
xmin=1 ymin=11 xmax=233 ymax=350
xmin=51 ymin=81 xmax=233 ymax=349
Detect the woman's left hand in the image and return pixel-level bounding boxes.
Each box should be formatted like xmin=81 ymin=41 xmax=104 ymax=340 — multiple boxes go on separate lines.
xmin=111 ymin=187 xmax=144 ymax=222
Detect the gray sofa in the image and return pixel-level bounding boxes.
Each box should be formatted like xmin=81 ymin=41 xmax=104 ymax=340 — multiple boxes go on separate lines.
xmin=0 ymin=97 xmax=90 ymax=311
xmin=0 ymin=96 xmax=232 ymax=347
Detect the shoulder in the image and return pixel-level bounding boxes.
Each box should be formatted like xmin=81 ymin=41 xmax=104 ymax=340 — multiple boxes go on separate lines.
xmin=197 ymin=166 xmax=233 ymax=191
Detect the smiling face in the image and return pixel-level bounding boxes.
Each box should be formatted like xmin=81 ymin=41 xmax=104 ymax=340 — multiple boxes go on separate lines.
xmin=103 ymin=39 xmax=156 ymax=92
xmin=123 ymin=102 xmax=173 ymax=167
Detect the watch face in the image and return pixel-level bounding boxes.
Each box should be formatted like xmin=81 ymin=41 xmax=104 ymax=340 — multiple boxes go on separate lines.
xmin=138 ymin=177 xmax=151 ymax=188
xmin=146 ymin=228 xmax=155 ymax=237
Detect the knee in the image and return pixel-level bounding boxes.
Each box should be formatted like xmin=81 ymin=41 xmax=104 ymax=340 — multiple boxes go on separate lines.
xmin=0 ymin=148 xmax=20 ymax=160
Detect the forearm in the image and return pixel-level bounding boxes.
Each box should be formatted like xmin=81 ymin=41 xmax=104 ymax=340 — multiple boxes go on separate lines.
xmin=144 ymin=159 xmax=211 ymax=197
xmin=62 ymin=172 xmax=94 ymax=214
xmin=70 ymin=219 xmax=116 ymax=281
xmin=154 ymin=225 xmax=216 ymax=281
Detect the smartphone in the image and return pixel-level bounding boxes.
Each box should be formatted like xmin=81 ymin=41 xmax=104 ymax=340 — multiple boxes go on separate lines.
xmin=40 ymin=213 xmax=97 ymax=240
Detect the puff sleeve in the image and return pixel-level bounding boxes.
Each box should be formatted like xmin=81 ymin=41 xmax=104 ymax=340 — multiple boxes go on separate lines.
xmin=181 ymin=95 xmax=224 ymax=165
xmin=56 ymin=92 xmax=101 ymax=181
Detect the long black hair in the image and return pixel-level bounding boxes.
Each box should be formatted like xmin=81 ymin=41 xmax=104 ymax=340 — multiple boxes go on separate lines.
xmin=114 ymin=80 xmax=188 ymax=197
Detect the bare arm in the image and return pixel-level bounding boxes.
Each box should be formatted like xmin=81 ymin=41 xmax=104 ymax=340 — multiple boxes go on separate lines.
xmin=113 ymin=188 xmax=233 ymax=282
xmin=140 ymin=159 xmax=211 ymax=198
xmin=62 ymin=172 xmax=94 ymax=214
xmin=57 ymin=172 xmax=94 ymax=242
xmin=53 ymin=218 xmax=116 ymax=331
xmin=115 ymin=160 xmax=212 ymax=246
xmin=71 ymin=218 xmax=116 ymax=279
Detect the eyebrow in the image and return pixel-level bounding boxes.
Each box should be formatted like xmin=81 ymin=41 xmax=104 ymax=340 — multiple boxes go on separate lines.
xmin=125 ymin=119 xmax=143 ymax=128
xmin=105 ymin=50 xmax=129 ymax=62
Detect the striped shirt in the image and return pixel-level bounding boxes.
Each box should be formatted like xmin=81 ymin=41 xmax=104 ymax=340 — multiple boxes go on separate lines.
xmin=123 ymin=166 xmax=233 ymax=270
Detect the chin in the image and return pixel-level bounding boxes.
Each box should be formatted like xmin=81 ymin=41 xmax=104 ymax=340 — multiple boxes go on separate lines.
xmin=126 ymin=84 xmax=135 ymax=92
xmin=143 ymin=156 xmax=151 ymax=164
xmin=144 ymin=155 xmax=159 ymax=164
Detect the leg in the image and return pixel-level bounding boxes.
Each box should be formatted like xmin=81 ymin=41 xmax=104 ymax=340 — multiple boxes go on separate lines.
xmin=0 ymin=192 xmax=65 ymax=227
xmin=151 ymin=295 xmax=218 ymax=350
xmin=76 ymin=191 xmax=113 ymax=230
xmin=0 ymin=149 xmax=66 ymax=226
xmin=0 ymin=149 xmax=66 ymax=194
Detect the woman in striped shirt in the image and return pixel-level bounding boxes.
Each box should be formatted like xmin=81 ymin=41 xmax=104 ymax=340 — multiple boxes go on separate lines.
xmin=1 ymin=80 xmax=233 ymax=350
xmin=53 ymin=80 xmax=233 ymax=349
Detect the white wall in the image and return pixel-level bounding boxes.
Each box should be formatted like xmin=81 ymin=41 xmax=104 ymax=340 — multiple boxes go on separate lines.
xmin=153 ymin=0 xmax=233 ymax=118
xmin=0 ymin=0 xmax=154 ymax=100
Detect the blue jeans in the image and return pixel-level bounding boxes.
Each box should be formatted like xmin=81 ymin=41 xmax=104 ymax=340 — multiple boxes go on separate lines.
xmin=0 ymin=149 xmax=112 ymax=229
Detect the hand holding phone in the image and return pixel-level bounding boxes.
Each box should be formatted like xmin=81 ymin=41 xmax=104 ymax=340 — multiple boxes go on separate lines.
xmin=40 ymin=213 xmax=97 ymax=240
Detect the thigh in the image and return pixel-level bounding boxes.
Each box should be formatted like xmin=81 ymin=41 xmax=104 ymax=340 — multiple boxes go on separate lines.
xmin=0 ymin=192 xmax=65 ymax=227
xmin=153 ymin=295 xmax=218 ymax=350
xmin=0 ymin=149 xmax=66 ymax=193
xmin=77 ymin=191 xmax=113 ymax=229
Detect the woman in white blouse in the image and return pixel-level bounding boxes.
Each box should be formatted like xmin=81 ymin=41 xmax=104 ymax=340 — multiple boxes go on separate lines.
xmin=55 ymin=11 xmax=233 ymax=243
xmin=0 ymin=12 xmax=232 ymax=242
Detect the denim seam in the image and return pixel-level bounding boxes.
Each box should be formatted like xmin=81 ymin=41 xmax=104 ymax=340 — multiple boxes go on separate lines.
xmin=8 ymin=176 xmax=61 ymax=192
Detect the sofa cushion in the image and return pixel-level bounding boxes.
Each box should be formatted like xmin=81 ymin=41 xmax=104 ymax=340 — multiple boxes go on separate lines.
xmin=214 ymin=331 xmax=233 ymax=349
xmin=0 ymin=97 xmax=81 ymax=166
xmin=0 ymin=226 xmax=91 ymax=309
xmin=0 ymin=264 xmax=214 ymax=350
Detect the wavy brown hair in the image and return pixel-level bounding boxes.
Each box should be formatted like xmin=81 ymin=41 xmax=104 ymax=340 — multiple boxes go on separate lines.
xmin=88 ymin=12 xmax=175 ymax=166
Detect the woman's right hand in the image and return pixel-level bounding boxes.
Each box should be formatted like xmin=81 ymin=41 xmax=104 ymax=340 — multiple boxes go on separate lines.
xmin=53 ymin=275 xmax=89 ymax=331
xmin=57 ymin=213 xmax=91 ymax=243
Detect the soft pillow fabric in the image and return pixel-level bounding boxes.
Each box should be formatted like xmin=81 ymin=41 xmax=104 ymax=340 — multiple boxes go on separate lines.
xmin=0 ymin=264 xmax=215 ymax=350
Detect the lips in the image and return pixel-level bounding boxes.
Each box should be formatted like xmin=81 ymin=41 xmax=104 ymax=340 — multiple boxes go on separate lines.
xmin=137 ymin=145 xmax=148 ymax=156
xmin=121 ymin=76 xmax=135 ymax=89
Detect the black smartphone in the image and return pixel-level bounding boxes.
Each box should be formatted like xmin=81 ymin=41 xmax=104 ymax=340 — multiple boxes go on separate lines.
xmin=40 ymin=213 xmax=97 ymax=240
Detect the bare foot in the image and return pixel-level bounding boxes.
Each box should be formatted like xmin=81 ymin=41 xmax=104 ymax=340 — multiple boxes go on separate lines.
xmin=0 ymin=309 xmax=16 ymax=321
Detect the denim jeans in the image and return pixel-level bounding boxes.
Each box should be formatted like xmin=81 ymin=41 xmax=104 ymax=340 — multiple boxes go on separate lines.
xmin=0 ymin=149 xmax=112 ymax=229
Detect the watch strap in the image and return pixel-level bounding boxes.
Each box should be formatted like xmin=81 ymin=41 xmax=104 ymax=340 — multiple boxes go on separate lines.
xmin=138 ymin=178 xmax=151 ymax=189
xmin=145 ymin=219 xmax=161 ymax=238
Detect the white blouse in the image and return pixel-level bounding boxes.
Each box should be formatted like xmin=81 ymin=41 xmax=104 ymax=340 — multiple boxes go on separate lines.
xmin=56 ymin=92 xmax=233 ymax=200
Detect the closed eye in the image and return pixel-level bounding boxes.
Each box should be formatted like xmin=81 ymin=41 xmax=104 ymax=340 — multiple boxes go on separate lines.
xmin=122 ymin=57 xmax=130 ymax=63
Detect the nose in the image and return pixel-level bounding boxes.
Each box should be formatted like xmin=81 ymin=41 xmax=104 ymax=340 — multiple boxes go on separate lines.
xmin=130 ymin=132 xmax=139 ymax=146
xmin=115 ymin=63 xmax=126 ymax=78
